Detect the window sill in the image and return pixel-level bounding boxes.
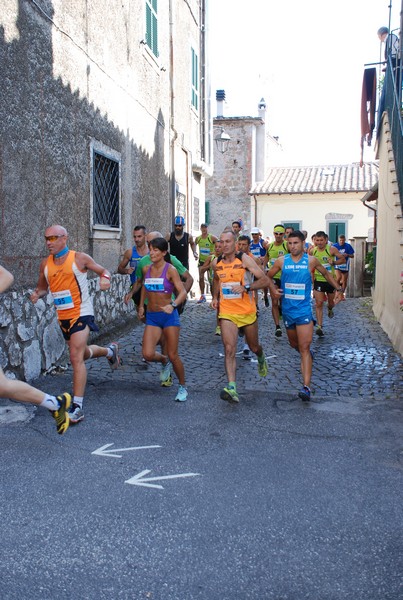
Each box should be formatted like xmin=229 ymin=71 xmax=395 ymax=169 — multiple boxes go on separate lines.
xmin=92 ymin=226 xmax=121 ymax=240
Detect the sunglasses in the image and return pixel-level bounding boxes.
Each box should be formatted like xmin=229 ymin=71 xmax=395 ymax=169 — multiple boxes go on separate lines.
xmin=45 ymin=235 xmax=65 ymax=242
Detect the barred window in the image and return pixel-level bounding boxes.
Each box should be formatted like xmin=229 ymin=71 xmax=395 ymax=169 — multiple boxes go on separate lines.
xmin=93 ymin=151 xmax=120 ymax=229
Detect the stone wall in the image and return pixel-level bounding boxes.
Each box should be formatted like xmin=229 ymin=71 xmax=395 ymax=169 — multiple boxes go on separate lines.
xmin=0 ymin=275 xmax=134 ymax=382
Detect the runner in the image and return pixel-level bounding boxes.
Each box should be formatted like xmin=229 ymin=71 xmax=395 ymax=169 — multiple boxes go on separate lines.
xmin=124 ymin=231 xmax=193 ymax=386
xmin=0 ymin=264 xmax=71 ymax=434
xmin=195 ymin=224 xmax=218 ymax=303
xmin=332 ymin=234 xmax=355 ymax=293
xmin=263 ymin=224 xmax=289 ymax=338
xmin=166 ymin=216 xmax=197 ymax=270
xmin=117 ymin=225 xmax=149 ymax=309
xmin=268 ymin=230 xmax=344 ymax=401
xmin=249 ymin=227 xmax=270 ymax=307
xmin=31 ymin=225 xmax=121 ymax=425
xmin=138 ymin=238 xmax=188 ymax=402
xmin=211 ymin=230 xmax=269 ymax=403
xmin=310 ymin=230 xmax=346 ymax=337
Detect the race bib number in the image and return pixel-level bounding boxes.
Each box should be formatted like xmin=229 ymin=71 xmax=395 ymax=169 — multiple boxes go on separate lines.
xmin=144 ymin=277 xmax=164 ymax=292
xmin=284 ymin=282 xmax=305 ymax=300
xmin=53 ymin=290 xmax=74 ymax=310
xmin=221 ymin=282 xmax=242 ymax=299
xmin=200 ymin=247 xmax=210 ymax=256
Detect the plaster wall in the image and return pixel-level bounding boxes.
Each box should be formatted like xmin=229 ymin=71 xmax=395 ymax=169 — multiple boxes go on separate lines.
xmin=372 ymin=113 xmax=403 ymax=356
xmin=254 ymin=193 xmax=374 ymax=241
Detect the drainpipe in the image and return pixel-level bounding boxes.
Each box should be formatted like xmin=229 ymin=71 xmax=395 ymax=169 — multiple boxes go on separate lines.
xmin=361 ymin=182 xmax=378 ymax=243
xmin=169 ymin=0 xmax=178 ymax=225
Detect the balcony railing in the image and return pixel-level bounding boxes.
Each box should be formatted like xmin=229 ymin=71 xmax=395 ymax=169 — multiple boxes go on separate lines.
xmin=382 ymin=54 xmax=403 ymax=208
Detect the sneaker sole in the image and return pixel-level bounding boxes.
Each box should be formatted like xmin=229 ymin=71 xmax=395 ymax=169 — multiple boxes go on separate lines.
xmin=298 ymin=391 xmax=311 ymax=402
xmin=54 ymin=393 xmax=72 ymax=435
xmin=69 ymin=414 xmax=85 ymax=424
xmin=220 ymin=390 xmax=239 ymax=403
xmin=108 ymin=343 xmax=122 ymax=370
xmin=161 ymin=377 xmax=173 ymax=387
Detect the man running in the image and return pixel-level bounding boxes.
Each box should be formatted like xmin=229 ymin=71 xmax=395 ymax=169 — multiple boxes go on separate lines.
xmin=310 ymin=230 xmax=346 ymax=337
xmin=268 ymin=230 xmax=343 ymax=401
xmin=332 ymin=234 xmax=355 ymax=293
xmin=249 ymin=227 xmax=269 ymax=307
xmin=211 ymin=230 xmax=269 ymax=404
xmin=117 ymin=225 xmax=149 ymax=309
xmin=166 ymin=216 xmax=197 ymax=270
xmin=0 ymin=265 xmax=71 ymax=434
xmin=263 ymin=224 xmax=289 ymax=338
xmin=31 ymin=225 xmax=121 ymax=424
xmin=195 ymin=224 xmax=218 ymax=303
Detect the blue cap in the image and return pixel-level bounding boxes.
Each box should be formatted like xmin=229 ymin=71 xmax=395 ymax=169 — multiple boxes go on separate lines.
xmin=174 ymin=216 xmax=185 ymax=226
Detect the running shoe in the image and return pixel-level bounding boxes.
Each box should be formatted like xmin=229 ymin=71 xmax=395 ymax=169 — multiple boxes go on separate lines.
xmin=175 ymin=385 xmax=188 ymax=402
xmin=159 ymin=360 xmax=172 ymax=384
xmin=220 ymin=386 xmax=239 ymax=403
xmin=316 ymin=326 xmax=324 ymax=338
xmin=328 ymin=307 xmax=334 ymax=318
xmin=68 ymin=404 xmax=85 ymax=424
xmin=257 ymin=354 xmax=268 ymax=377
xmin=197 ymin=295 xmax=206 ymax=304
xmin=215 ymin=326 xmax=221 ymax=336
xmin=107 ymin=342 xmax=121 ymax=370
xmin=264 ymin=296 xmax=270 ymax=307
xmin=275 ymin=325 xmax=282 ymax=338
xmin=161 ymin=374 xmax=173 ymax=387
xmin=243 ymin=348 xmax=251 ymax=361
xmin=53 ymin=393 xmax=71 ymax=435
xmin=298 ymin=386 xmax=311 ymax=402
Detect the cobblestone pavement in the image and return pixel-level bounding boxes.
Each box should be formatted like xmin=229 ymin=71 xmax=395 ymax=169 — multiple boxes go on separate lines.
xmin=71 ymin=294 xmax=402 ymax=406
xmin=1 ymin=294 xmax=402 ymax=424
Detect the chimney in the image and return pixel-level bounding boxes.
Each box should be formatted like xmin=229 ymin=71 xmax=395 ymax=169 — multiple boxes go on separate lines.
xmin=216 ymin=89 xmax=226 ymax=117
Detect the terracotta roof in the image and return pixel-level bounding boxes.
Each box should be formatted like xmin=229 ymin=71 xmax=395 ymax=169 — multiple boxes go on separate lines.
xmin=251 ymin=162 xmax=379 ymax=195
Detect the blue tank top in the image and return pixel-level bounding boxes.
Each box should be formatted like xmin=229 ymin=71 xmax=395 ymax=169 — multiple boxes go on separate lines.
xmin=281 ymin=253 xmax=313 ymax=318
xmin=250 ymin=241 xmax=266 ymax=258
xmin=129 ymin=246 xmax=147 ymax=284
xmin=144 ymin=262 xmax=175 ymax=295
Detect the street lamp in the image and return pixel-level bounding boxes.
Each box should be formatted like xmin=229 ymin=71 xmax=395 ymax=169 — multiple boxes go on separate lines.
xmin=214 ymin=127 xmax=231 ymax=154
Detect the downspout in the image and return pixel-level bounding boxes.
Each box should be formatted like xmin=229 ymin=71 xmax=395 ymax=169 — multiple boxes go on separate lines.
xmin=169 ymin=0 xmax=178 ymax=225
xmin=361 ymin=182 xmax=378 ymax=243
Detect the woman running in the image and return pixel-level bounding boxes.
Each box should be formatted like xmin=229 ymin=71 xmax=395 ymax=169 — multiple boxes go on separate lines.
xmin=138 ymin=237 xmax=188 ymax=401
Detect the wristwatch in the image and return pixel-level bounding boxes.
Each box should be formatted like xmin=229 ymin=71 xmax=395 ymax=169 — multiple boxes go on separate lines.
xmin=244 ymin=284 xmax=251 ymax=292
xmin=171 ymin=301 xmax=178 ymax=308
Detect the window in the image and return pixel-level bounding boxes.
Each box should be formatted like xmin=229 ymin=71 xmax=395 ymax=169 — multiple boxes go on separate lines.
xmin=93 ymin=151 xmax=120 ymax=229
xmin=282 ymin=221 xmax=301 ymax=232
xmin=145 ymin=0 xmax=158 ymax=57
xmin=191 ymin=47 xmax=199 ymax=110
xmin=328 ymin=222 xmax=346 ymax=242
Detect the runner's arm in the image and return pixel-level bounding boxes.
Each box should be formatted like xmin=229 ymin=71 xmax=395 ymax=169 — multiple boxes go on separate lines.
xmin=30 ymin=258 xmax=49 ymax=303
xmin=117 ymin=249 xmax=135 ymax=275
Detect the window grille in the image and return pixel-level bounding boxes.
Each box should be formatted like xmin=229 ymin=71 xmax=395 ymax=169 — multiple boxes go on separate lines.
xmin=146 ymin=0 xmax=158 ymax=57
xmin=176 ymin=192 xmax=186 ymax=217
xmin=93 ymin=151 xmax=120 ymax=228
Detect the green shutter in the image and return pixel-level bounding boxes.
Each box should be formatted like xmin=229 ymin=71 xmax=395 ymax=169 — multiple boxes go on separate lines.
xmin=145 ymin=0 xmax=158 ymax=57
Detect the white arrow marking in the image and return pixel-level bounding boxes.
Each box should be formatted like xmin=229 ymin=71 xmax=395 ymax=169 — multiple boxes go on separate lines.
xmin=91 ymin=443 xmax=161 ymax=458
xmin=125 ymin=469 xmax=200 ymax=489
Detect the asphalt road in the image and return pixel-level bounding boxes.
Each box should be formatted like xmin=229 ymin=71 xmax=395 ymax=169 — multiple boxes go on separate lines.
xmin=0 ymin=297 xmax=402 ymax=599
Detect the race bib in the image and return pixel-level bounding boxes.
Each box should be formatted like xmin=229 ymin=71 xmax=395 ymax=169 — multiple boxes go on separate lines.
xmin=200 ymin=247 xmax=211 ymax=256
xmin=53 ymin=290 xmax=74 ymax=310
xmin=221 ymin=282 xmax=242 ymax=299
xmin=284 ymin=282 xmax=305 ymax=300
xmin=144 ymin=277 xmax=165 ymax=292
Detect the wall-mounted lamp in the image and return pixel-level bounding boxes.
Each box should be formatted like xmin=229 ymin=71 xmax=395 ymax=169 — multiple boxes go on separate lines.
xmin=214 ymin=127 xmax=231 ymax=154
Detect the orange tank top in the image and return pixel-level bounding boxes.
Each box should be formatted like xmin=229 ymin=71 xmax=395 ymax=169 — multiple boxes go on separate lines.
xmin=216 ymin=253 xmax=256 ymax=315
xmin=44 ymin=251 xmax=93 ymax=321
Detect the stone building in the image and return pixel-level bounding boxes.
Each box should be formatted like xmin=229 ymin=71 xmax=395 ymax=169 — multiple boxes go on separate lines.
xmin=0 ymin=0 xmax=212 ymax=379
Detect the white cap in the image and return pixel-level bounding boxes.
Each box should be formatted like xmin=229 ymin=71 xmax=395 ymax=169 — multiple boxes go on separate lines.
xmin=250 ymin=227 xmax=260 ymax=234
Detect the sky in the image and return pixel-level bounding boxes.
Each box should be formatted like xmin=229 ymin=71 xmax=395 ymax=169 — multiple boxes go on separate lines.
xmin=209 ymin=0 xmax=401 ymax=167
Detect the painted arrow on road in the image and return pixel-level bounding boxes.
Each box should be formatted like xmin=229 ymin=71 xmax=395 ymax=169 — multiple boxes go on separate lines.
xmin=125 ymin=469 xmax=200 ymax=489
xmin=92 ymin=443 xmax=161 ymax=458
